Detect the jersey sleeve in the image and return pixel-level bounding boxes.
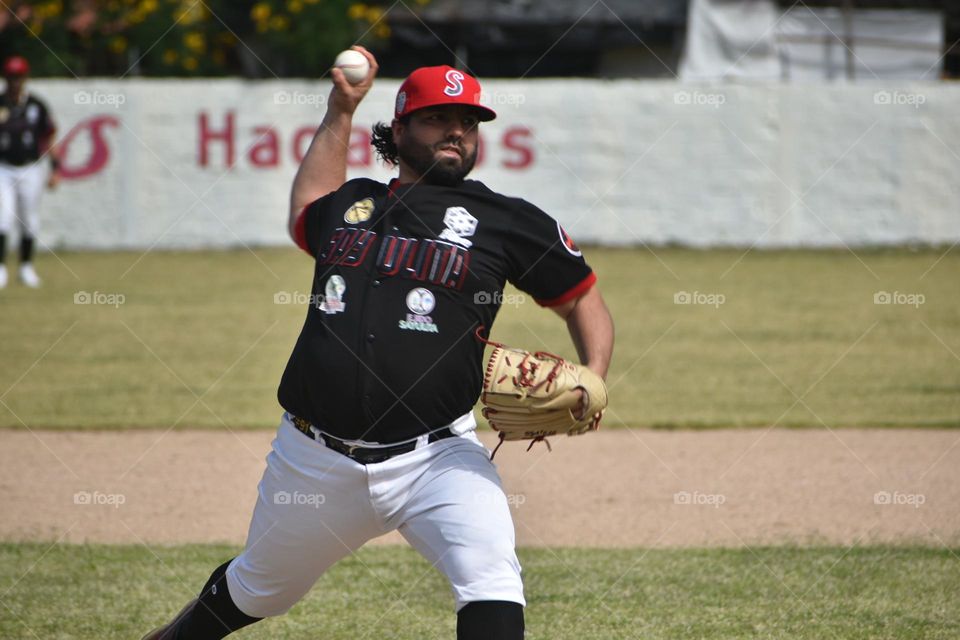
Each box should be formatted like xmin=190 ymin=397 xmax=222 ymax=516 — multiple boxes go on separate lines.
xmin=292 ymin=178 xmax=389 ymax=256
xmin=503 ymin=200 xmax=596 ymax=307
xmin=293 ymin=191 xmax=336 ymax=256
xmin=33 ymin=97 xmax=56 ymax=140
xmin=41 ymin=101 xmax=56 ymax=139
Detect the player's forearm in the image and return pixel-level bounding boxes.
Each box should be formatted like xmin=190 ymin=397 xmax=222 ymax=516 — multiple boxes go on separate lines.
xmin=287 ymin=47 xmax=377 ymax=239
xmin=565 ymin=287 xmax=614 ymax=379
xmin=43 ymin=139 xmax=60 ymax=172
xmin=288 ymin=109 xmax=353 ymax=234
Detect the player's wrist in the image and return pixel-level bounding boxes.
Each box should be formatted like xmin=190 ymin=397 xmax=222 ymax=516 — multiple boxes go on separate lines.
xmin=584 ymin=362 xmax=608 ymax=380
xmin=322 ymin=105 xmax=355 ymax=127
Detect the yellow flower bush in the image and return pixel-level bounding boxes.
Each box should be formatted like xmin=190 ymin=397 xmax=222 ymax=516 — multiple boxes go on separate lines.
xmin=184 ymin=31 xmax=205 ymax=53
xmin=7 ymin=0 xmax=416 ymax=76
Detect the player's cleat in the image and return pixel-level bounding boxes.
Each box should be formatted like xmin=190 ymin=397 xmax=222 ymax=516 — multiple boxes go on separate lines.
xmin=141 ymin=598 xmax=197 ymax=640
xmin=0 ymin=265 xmax=7 ymax=289
xmin=18 ymin=263 xmax=40 ymax=288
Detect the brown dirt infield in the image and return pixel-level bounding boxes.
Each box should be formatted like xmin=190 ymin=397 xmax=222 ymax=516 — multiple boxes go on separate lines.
xmin=1 ymin=427 xmax=957 ymax=548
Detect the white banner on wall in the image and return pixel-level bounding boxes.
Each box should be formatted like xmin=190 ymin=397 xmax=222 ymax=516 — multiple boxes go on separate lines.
xmin=680 ymin=1 xmax=943 ymax=82
xmin=26 ymin=78 xmax=960 ymax=249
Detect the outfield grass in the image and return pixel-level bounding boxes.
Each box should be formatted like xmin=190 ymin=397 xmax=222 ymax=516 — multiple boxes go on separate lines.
xmin=0 ymin=543 xmax=957 ymax=639
xmin=0 ymin=247 xmax=956 ymax=429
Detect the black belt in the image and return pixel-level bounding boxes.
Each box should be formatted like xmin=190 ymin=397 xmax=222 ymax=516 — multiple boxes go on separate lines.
xmin=290 ymin=415 xmax=457 ymax=464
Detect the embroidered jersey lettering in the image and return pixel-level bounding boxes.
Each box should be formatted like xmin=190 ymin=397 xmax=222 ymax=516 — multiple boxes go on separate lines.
xmin=399 ymin=238 xmax=469 ymax=289
xmin=319 ymin=228 xmax=377 ymax=267
xmin=376 ymin=235 xmax=415 ymax=276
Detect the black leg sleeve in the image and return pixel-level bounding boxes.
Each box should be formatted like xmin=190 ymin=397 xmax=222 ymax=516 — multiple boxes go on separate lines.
xmin=0 ymin=234 xmax=7 ymax=263
xmin=174 ymin=559 xmax=262 ymax=640
xmin=457 ymin=600 xmax=525 ymax=640
xmin=19 ymin=236 xmax=34 ymax=263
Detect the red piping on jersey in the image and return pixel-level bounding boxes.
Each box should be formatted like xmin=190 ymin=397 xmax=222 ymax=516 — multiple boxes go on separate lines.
xmin=292 ymin=204 xmax=310 ymax=254
xmin=387 ymin=178 xmax=401 ymax=198
xmin=535 ymin=271 xmax=597 ymax=308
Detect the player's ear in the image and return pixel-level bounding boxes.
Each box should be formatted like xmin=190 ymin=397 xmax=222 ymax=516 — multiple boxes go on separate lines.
xmin=391 ymin=117 xmax=404 ymax=144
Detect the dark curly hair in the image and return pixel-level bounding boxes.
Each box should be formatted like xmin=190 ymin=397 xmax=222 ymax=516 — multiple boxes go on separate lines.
xmin=371 ymin=118 xmax=406 ymax=166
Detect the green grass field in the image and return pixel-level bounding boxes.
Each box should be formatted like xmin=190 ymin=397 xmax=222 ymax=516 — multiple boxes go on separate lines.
xmin=0 ymin=247 xmax=957 ymax=429
xmin=2 ymin=247 xmax=959 ymax=639
xmin=1 ymin=543 xmax=957 ymax=639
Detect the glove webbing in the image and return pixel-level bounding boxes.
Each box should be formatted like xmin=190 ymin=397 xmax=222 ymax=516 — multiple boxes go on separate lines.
xmin=477 ymin=325 xmax=559 ymax=460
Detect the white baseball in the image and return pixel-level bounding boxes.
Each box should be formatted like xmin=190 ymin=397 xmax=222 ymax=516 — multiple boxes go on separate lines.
xmin=333 ymin=50 xmax=370 ymax=84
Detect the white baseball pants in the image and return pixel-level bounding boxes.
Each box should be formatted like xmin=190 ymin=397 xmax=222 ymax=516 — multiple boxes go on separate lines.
xmin=0 ymin=161 xmax=47 ymax=238
xmin=225 ymin=412 xmax=525 ymax=618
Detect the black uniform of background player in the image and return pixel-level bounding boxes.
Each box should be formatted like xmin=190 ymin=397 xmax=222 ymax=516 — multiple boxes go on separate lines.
xmin=0 ymin=93 xmax=54 ymax=165
xmin=0 ymin=55 xmax=57 ymax=285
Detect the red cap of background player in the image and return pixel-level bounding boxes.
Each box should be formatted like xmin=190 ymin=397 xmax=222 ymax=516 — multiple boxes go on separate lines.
xmin=394 ymin=65 xmax=496 ymax=122
xmin=3 ymin=56 xmax=30 ymax=77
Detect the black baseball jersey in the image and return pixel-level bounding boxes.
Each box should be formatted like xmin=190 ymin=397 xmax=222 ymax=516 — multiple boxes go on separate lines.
xmin=0 ymin=93 xmax=55 ymax=166
xmin=278 ymin=178 xmax=596 ymax=442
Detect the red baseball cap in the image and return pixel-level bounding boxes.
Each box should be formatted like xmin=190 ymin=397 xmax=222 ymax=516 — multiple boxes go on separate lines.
xmin=395 ymin=65 xmax=496 ymax=122
xmin=3 ymin=56 xmax=30 ymax=77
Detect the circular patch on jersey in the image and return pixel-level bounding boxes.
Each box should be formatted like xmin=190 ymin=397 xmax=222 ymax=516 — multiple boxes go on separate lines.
xmin=406 ymin=287 xmax=436 ymax=315
xmin=343 ymin=198 xmax=374 ymax=224
xmin=557 ymin=221 xmax=582 ymax=257
xmin=327 ymin=275 xmax=346 ymax=298
xmin=395 ymin=91 xmax=407 ymax=116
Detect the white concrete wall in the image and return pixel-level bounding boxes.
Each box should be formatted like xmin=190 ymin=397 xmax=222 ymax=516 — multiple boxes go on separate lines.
xmin=26 ymin=79 xmax=960 ymax=249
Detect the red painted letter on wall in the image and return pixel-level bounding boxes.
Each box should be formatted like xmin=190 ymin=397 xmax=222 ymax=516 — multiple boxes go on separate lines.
xmin=198 ymin=111 xmax=235 ymax=168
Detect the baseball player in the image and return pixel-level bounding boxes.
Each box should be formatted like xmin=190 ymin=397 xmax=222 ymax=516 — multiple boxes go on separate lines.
xmin=143 ymin=47 xmax=614 ymax=640
xmin=0 ymin=55 xmax=59 ymax=289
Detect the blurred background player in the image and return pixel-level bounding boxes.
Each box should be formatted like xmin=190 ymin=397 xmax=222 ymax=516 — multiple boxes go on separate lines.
xmin=0 ymin=55 xmax=59 ymax=289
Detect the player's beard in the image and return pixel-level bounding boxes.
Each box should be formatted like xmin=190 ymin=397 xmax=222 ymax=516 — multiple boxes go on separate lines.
xmin=397 ymin=137 xmax=477 ymax=187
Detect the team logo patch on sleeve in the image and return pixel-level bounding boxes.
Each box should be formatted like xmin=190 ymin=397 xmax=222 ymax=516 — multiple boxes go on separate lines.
xmin=439 ymin=207 xmax=478 ymax=248
xmin=557 ymin=221 xmax=582 ymax=257
xmin=344 ymin=198 xmax=374 ymax=224
xmin=318 ymin=275 xmax=347 ymax=314
xmin=399 ymin=287 xmax=439 ymax=333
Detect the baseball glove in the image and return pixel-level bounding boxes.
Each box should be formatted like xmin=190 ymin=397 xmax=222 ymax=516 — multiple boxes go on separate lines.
xmin=480 ymin=341 xmax=608 ymax=456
